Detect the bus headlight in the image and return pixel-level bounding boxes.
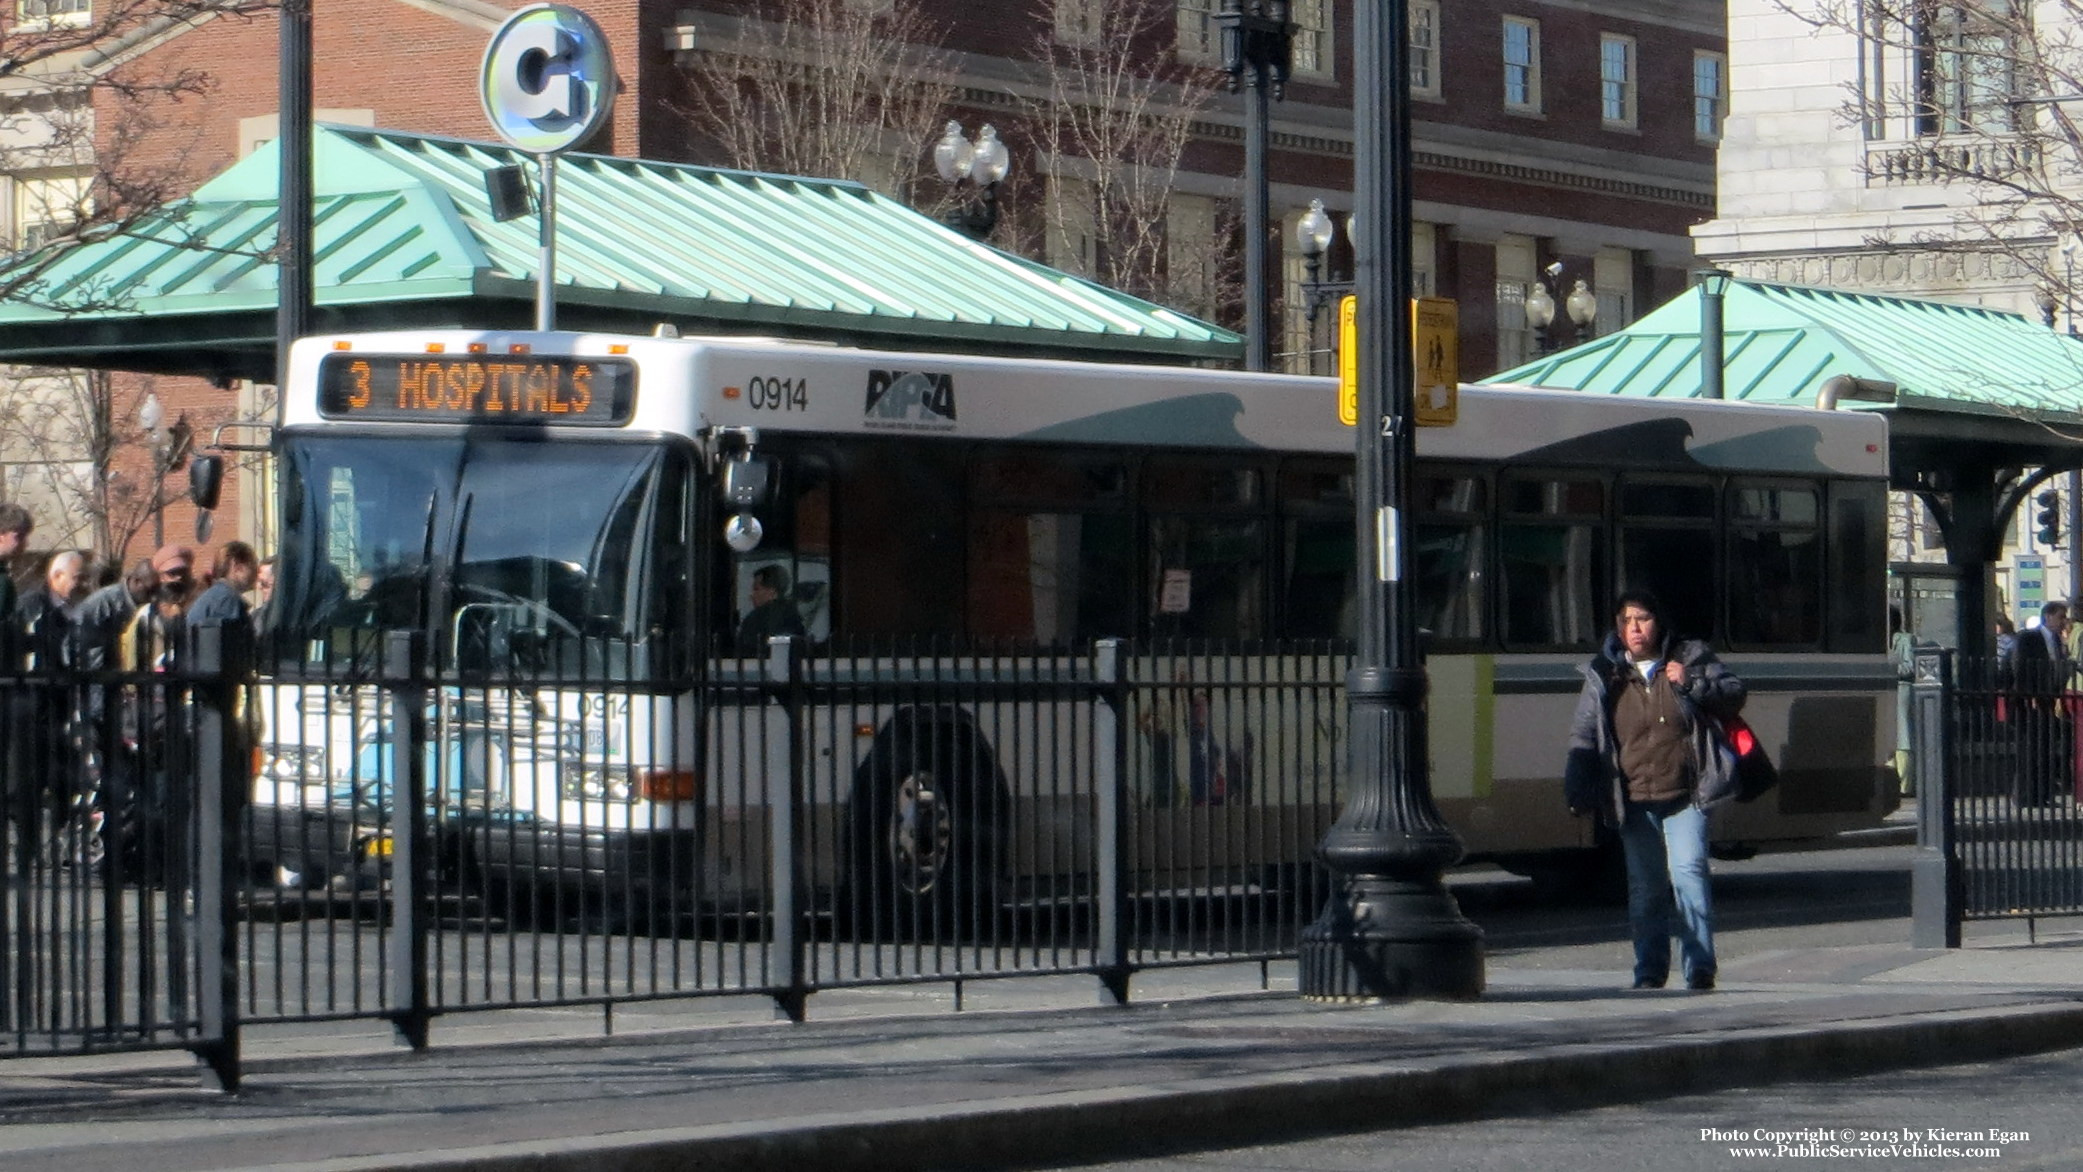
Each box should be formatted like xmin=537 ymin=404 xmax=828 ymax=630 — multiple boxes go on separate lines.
xmin=563 ymin=766 xmax=634 ymax=802
xmin=263 ymin=743 xmax=328 ymax=783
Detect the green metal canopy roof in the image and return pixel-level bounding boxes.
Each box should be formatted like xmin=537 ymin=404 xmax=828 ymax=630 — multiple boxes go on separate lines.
xmin=1483 ymin=276 xmax=2083 ymax=485
xmin=1487 ymin=277 xmax=2083 ymax=418
xmin=0 ymin=125 xmax=1240 ymax=379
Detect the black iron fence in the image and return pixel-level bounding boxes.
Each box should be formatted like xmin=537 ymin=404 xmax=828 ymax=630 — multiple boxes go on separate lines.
xmin=5 ymin=631 xmax=1353 ymax=1088
xmin=1913 ymin=651 xmax=2083 ymax=940
xmin=0 ymin=625 xmax=241 ymax=1086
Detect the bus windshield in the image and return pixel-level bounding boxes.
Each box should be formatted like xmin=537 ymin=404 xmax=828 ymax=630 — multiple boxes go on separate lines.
xmin=271 ymin=434 xmax=688 ymax=677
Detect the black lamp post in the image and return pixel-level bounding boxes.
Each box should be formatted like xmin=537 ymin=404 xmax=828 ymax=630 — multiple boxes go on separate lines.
xmin=934 ymin=121 xmax=1011 ymax=240
xmin=279 ymin=0 xmax=312 ymax=428
xmin=1297 ymin=0 xmax=1484 ymax=1002
xmin=1218 ymin=0 xmax=1293 ymax=373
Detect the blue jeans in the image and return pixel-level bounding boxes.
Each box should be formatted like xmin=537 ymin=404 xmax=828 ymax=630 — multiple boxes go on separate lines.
xmin=1618 ymin=796 xmax=1715 ymax=985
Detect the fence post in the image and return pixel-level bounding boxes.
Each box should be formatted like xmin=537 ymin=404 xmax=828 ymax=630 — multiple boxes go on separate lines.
xmin=383 ymin=630 xmax=433 ymax=1048
xmin=1094 ymin=639 xmax=1130 ymax=1006
xmin=187 ymin=622 xmax=247 ymax=1092
xmin=766 ymin=635 xmax=808 ymax=1023
xmin=1911 ymin=647 xmax=1961 ymax=949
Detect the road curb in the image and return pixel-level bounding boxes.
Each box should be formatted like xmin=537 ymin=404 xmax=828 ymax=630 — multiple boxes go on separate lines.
xmin=249 ymin=1000 xmax=2083 ymax=1172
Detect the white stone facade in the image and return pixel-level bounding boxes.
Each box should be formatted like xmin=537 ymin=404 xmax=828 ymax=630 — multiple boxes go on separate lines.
xmin=1695 ymin=0 xmax=2060 ymax=315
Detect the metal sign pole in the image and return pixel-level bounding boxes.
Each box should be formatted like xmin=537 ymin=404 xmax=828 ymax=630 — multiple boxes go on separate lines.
xmin=537 ymin=153 xmax=557 ymax=332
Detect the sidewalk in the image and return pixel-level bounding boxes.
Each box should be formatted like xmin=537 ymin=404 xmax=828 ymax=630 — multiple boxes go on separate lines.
xmin=3 ymin=918 xmax=2083 ymax=1172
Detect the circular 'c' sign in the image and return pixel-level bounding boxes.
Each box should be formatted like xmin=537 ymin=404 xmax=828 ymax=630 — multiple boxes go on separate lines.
xmin=481 ymin=4 xmax=616 ymax=154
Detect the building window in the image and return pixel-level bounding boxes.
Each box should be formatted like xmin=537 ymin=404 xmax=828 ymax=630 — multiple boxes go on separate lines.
xmin=1694 ymin=52 xmax=1727 ymax=142
xmin=1600 ymin=34 xmax=1637 ymax=128
xmin=13 ymin=172 xmax=89 ymax=253
xmin=1290 ymin=0 xmax=1332 ymax=80
xmin=1496 ymin=233 xmax=1536 ymax=369
xmin=1177 ymin=0 xmax=1219 ymax=62
xmin=1166 ymin=194 xmax=1219 ymax=320
xmin=17 ymin=0 xmax=88 ymax=22
xmin=1915 ymin=2 xmax=2020 ymax=135
xmin=1056 ymin=0 xmax=1102 ymax=47
xmin=1503 ymin=17 xmax=1541 ymax=113
xmin=1412 ymin=221 xmax=1436 ymax=298
xmin=1411 ymin=0 xmax=1442 ymax=99
xmin=1593 ymin=247 xmax=1634 ymax=335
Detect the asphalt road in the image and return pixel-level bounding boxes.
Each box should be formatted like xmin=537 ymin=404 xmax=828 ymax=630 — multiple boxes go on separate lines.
xmin=1029 ymin=1044 xmax=2081 ymax=1171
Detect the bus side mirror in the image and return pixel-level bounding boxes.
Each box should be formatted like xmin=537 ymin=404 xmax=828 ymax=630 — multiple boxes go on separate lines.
xmin=719 ymin=453 xmax=773 ymax=509
xmin=189 ymin=453 xmax=224 ymax=510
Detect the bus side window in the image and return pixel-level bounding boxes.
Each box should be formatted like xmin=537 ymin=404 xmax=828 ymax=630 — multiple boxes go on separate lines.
xmin=1278 ymin=460 xmax=1356 ymax=640
xmin=1616 ymin=478 xmax=1718 ymax=644
xmin=731 ymin=454 xmax=832 ymax=648
xmin=1499 ymin=474 xmax=1605 ymax=649
xmin=1826 ymin=480 xmax=1887 ymax=653
xmin=831 ymin=443 xmax=962 ymax=638
xmin=967 ymin=448 xmax=1133 ymax=645
xmin=1145 ymin=460 xmax=1267 ymax=641
xmin=1413 ymin=468 xmax=1487 ymax=644
xmin=1728 ymin=480 xmax=1823 ymax=648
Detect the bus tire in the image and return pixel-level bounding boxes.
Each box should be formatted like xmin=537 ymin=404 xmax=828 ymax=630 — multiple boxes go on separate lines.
xmin=842 ymin=709 xmax=1007 ymax=943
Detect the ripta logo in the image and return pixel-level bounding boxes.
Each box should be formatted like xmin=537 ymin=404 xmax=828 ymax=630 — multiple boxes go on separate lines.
xmin=864 ymin=370 xmax=956 ymax=428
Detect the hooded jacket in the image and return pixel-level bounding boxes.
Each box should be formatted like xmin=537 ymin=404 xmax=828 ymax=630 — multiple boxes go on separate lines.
xmin=1564 ymin=629 xmax=1747 ymax=827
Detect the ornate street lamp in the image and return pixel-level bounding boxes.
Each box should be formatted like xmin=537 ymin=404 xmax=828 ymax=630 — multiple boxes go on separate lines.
xmin=1218 ymin=0 xmax=1294 ymax=372
xmin=1523 ymin=279 xmax=1555 ymax=355
xmin=1295 ymin=198 xmax=1354 ymax=331
xmin=934 ymin=122 xmax=1011 ymax=240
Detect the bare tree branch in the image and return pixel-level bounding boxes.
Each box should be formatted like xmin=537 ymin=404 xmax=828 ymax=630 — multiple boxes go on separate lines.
xmin=665 ymin=0 xmax=955 ymax=202
xmin=1020 ymin=0 xmax=1232 ymax=313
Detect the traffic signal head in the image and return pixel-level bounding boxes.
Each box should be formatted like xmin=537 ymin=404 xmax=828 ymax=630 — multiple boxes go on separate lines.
xmin=2037 ymin=489 xmax=2063 ymax=546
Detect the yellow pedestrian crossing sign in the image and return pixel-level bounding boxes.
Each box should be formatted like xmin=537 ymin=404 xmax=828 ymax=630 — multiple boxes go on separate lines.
xmin=1337 ymin=296 xmax=1459 ymax=427
xmin=1414 ymin=297 xmax=1458 ymax=427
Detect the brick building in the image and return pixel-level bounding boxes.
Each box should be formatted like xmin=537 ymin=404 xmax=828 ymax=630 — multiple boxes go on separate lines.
xmin=13 ymin=0 xmax=1726 ymax=560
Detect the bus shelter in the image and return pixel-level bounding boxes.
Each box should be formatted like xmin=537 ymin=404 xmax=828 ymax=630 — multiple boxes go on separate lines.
xmin=1487 ymin=278 xmax=2083 ymax=661
xmin=0 ymin=123 xmax=1242 ymax=380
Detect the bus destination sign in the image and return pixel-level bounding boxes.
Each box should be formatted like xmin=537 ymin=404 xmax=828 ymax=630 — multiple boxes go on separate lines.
xmin=318 ymin=354 xmax=636 ymax=425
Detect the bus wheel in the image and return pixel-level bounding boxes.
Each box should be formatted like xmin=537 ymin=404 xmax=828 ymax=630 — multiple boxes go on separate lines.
xmin=844 ymin=758 xmax=1003 ymax=943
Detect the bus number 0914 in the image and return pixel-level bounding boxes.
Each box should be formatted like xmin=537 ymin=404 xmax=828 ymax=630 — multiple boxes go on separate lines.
xmin=748 ymin=376 xmax=808 ymax=411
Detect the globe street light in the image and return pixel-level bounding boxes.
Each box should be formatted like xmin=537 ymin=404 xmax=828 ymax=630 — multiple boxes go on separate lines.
xmin=935 ymin=122 xmax=1010 ymax=240
xmin=1295 ymin=198 xmax=1353 ymax=332
xmin=1565 ymin=278 xmax=1599 ymax=343
xmin=1523 ymin=279 xmax=1556 ymax=355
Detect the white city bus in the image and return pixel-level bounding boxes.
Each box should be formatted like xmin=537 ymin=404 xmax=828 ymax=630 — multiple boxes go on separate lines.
xmin=249 ymin=327 xmax=1897 ymax=910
